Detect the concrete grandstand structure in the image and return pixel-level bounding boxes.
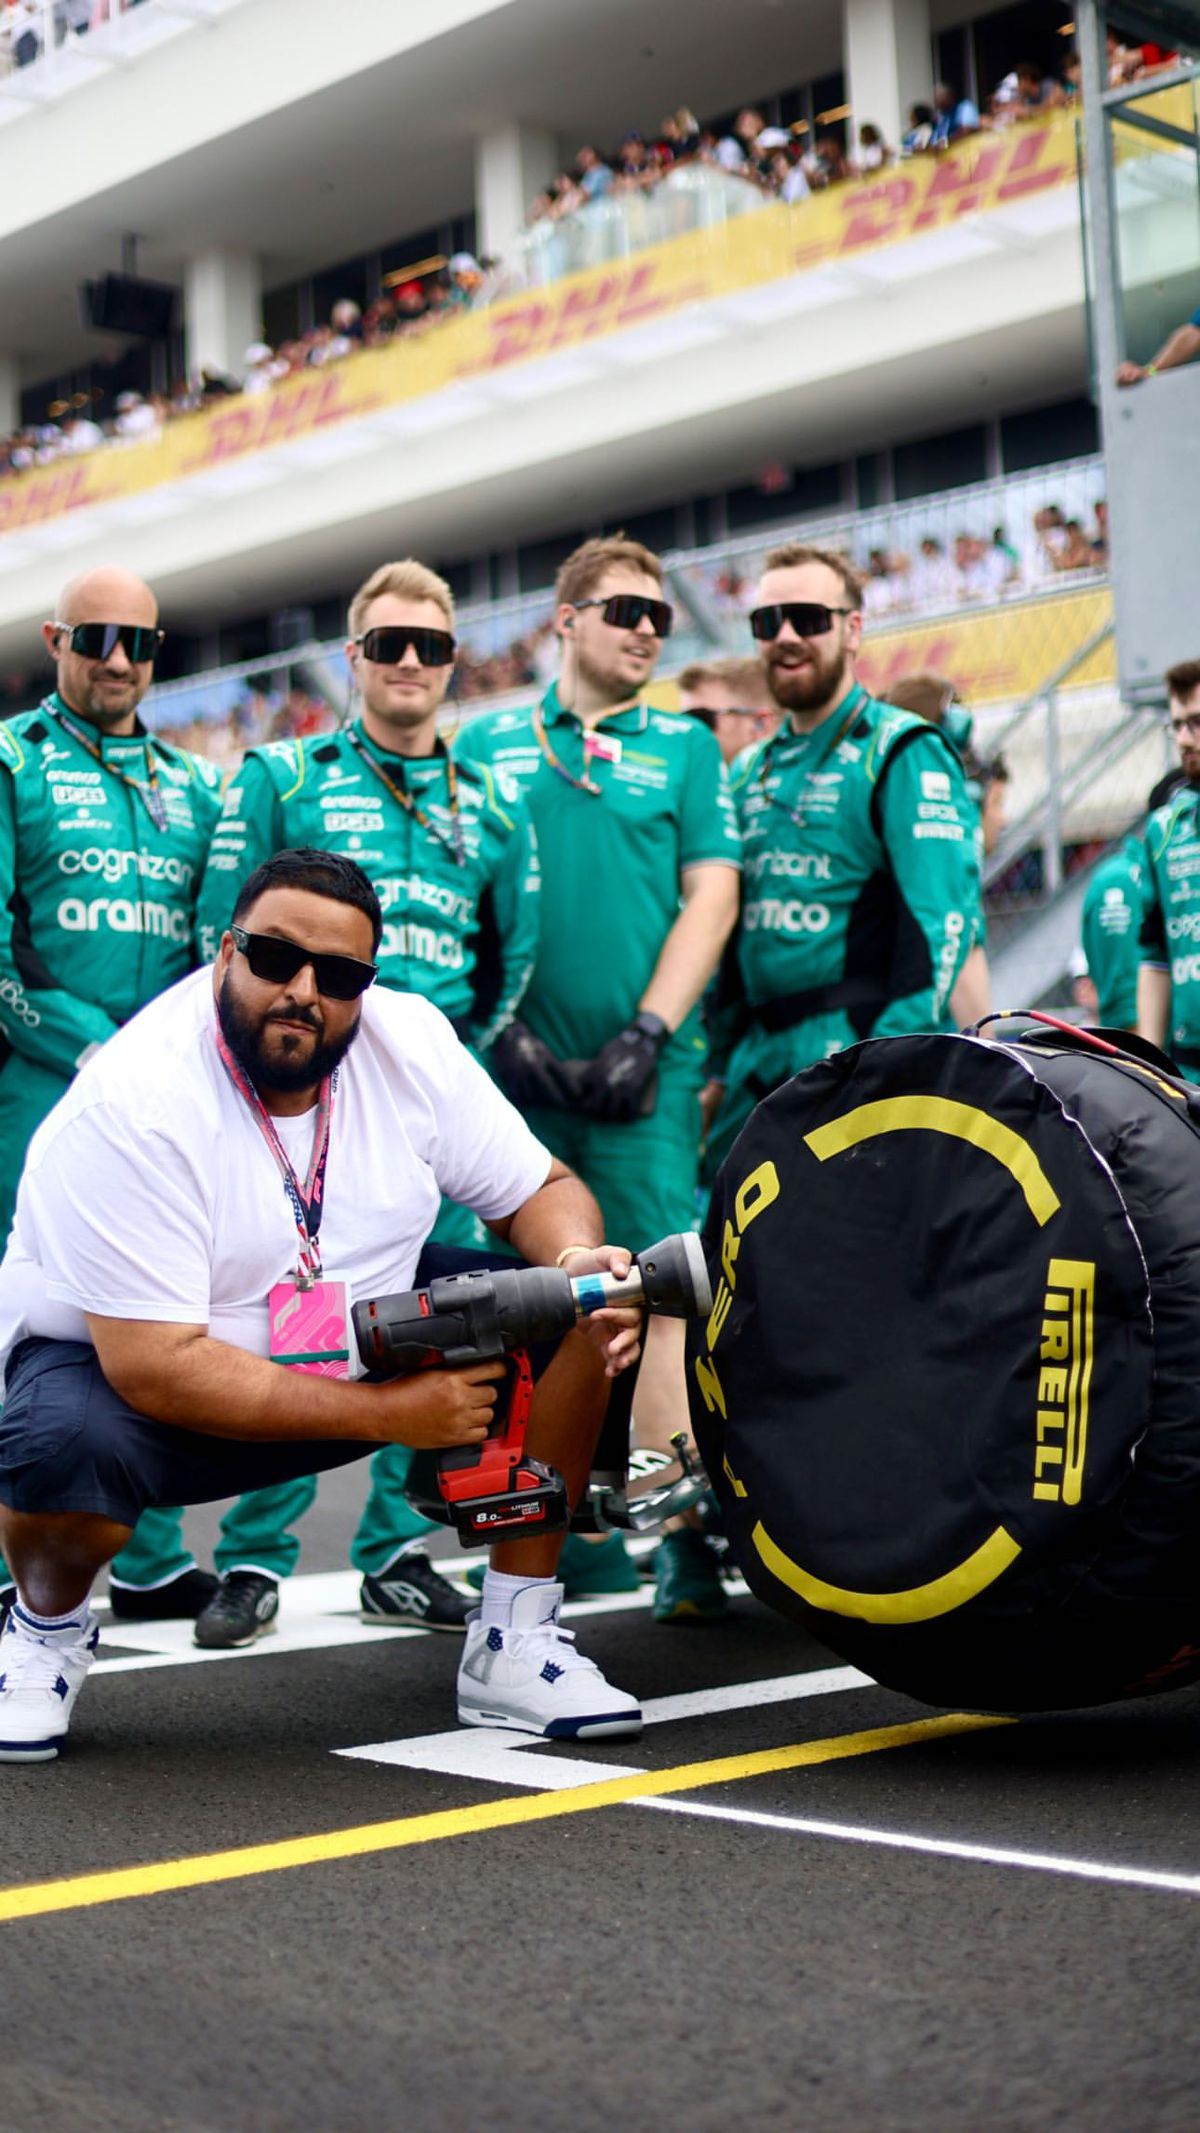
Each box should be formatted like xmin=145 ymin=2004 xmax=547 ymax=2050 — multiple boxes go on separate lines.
xmin=1 ymin=0 xmax=1197 ymax=1003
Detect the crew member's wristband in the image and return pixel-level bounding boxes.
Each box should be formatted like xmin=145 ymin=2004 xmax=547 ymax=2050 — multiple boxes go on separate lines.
xmin=1145 ymin=364 xmax=1158 ymax=376
xmin=555 ymin=1244 xmax=597 ymax=1268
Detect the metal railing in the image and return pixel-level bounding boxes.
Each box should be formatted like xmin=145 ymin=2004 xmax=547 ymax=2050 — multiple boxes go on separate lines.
xmin=504 ymin=164 xmax=770 ymax=291
xmin=0 ymin=0 xmax=238 ymax=103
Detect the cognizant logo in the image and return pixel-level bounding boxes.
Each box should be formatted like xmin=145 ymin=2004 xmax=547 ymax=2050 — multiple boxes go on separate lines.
xmin=58 ymin=847 xmax=195 ymax=888
xmin=57 ymin=897 xmax=191 ymax=942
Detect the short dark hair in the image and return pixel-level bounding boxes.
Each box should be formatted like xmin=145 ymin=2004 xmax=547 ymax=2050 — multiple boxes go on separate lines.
xmin=1166 ymin=658 xmax=1200 ymax=702
xmin=231 ymin=848 xmax=382 ymax=954
xmin=763 ymin=541 xmax=864 ymax=610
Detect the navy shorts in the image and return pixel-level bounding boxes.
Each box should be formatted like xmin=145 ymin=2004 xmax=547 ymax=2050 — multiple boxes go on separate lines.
xmin=0 ymin=1338 xmax=372 ymax=1525
xmin=0 ymin=1246 xmax=523 ymax=1527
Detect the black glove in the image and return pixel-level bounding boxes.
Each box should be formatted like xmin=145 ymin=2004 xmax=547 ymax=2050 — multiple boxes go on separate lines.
xmin=490 ymin=1021 xmax=578 ymax=1109
xmin=577 ymin=1012 xmax=670 ymax=1123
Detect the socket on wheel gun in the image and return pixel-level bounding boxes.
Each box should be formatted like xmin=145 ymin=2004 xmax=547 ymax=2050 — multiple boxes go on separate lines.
xmin=352 ymin=1232 xmax=712 ymax=1545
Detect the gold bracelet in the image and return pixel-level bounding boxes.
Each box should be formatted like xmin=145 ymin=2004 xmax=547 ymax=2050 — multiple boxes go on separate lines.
xmin=554 ymin=1243 xmax=597 ymax=1268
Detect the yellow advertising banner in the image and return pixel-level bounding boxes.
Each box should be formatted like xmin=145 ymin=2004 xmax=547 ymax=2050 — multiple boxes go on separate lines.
xmin=0 ymin=111 xmax=1083 ymax=540
xmin=856 ymin=586 xmax=1115 ymax=705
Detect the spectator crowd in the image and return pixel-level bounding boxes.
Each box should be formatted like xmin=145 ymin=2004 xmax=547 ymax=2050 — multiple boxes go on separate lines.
xmin=0 ymin=258 xmax=489 ymax=482
xmin=523 ymin=33 xmax=1182 ymax=233
xmin=4 ymin=25 xmax=1187 ymax=486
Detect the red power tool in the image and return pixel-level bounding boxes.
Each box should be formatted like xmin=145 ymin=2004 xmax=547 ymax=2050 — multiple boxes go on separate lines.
xmin=352 ymin=1233 xmax=711 ymax=1545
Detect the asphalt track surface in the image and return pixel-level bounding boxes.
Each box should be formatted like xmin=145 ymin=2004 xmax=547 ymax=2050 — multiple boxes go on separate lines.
xmin=3 ymin=1465 xmax=1199 ymax=2133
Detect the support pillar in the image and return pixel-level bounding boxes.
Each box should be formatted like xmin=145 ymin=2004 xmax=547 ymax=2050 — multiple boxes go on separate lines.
xmin=843 ymin=0 xmax=933 ymax=150
xmin=184 ymin=250 xmax=263 ymax=381
xmin=0 ymin=352 xmax=19 ymax=435
xmin=474 ymin=123 xmax=559 ymax=265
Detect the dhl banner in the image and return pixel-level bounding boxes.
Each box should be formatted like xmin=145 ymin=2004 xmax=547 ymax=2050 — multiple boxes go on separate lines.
xmin=652 ymin=587 xmax=1116 ymax=716
xmin=857 ymin=586 xmax=1115 ymax=706
xmin=0 ymin=111 xmax=1084 ymax=541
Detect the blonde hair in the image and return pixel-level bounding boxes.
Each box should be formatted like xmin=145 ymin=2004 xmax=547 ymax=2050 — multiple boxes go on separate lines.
xmin=762 ymin=541 xmax=864 ymax=611
xmin=677 ymin=655 xmax=772 ymax=704
xmin=348 ymin=559 xmax=455 ymax=639
xmin=555 ymin=534 xmax=662 ymax=610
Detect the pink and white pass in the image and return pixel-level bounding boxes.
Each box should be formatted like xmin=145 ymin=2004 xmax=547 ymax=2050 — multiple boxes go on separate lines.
xmin=268 ymin=1278 xmax=351 ymax=1376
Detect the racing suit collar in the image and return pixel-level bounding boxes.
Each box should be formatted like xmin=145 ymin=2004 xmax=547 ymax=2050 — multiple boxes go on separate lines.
xmin=350 ymin=715 xmax=448 ymax=777
xmin=48 ymin=690 xmax=152 ymax=749
xmin=540 ymin=681 xmax=650 ymax=735
xmin=768 ymin=679 xmax=868 ymax=753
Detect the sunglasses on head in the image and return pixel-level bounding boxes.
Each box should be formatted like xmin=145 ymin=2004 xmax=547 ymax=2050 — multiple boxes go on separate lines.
xmin=55 ymin=621 xmax=164 ymax=664
xmin=231 ymin=926 xmax=377 ymax=1002
xmin=356 ymin=625 xmax=456 ymax=667
xmin=749 ymin=602 xmax=856 ymax=641
xmin=572 ymin=594 xmax=674 ymax=638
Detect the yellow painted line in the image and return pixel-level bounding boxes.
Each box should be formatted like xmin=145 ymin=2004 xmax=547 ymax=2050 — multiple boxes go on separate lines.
xmin=0 ymin=1712 xmax=1009 ymax=1923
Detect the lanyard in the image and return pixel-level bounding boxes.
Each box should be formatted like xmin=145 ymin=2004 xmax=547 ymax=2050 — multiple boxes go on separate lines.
xmin=214 ymin=1015 xmax=336 ymax=1285
xmin=345 ymin=727 xmax=465 ymax=867
xmin=53 ymin=702 xmax=168 ymax=833
xmin=532 ymin=704 xmax=602 ymax=797
xmin=757 ymin=690 xmax=867 ymax=833
xmin=531 ymin=702 xmax=639 ymax=797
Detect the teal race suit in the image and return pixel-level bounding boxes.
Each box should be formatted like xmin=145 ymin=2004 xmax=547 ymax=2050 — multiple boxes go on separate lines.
xmin=0 ymin=691 xmax=223 ymax=1597
xmin=191 ymin=716 xmax=541 ymax=1582
xmin=0 ymin=693 xmax=223 ymax=1232
xmin=1080 ymin=836 xmax=1147 ymax=1030
xmin=708 ymin=682 xmax=980 ymax=1172
xmin=453 ymin=684 xmax=742 ymax=1247
xmin=1139 ymin=783 xmax=1200 ymax=1079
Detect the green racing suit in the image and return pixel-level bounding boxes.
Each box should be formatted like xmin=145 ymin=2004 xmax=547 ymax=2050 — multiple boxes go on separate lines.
xmin=191 ymin=716 xmax=541 ymax=1581
xmin=708 ymin=682 xmax=980 ymax=1172
xmin=1080 ymin=836 xmax=1146 ymax=1031
xmin=0 ymin=691 xmax=223 ymax=1598
xmin=1139 ymin=784 xmax=1200 ymax=1080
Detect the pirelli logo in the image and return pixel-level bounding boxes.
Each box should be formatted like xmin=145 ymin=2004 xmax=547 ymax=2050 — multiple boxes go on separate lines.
xmin=1033 ymin=1258 xmax=1095 ymax=1506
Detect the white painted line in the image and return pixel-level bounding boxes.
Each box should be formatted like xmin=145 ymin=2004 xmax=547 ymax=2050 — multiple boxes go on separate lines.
xmin=336 ymin=1666 xmax=869 ymax=1785
xmin=641 ymin=1665 xmax=868 ymax=1726
xmin=337 ymin=1726 xmax=643 ymax=1791
xmin=633 ymin=1796 xmax=1200 ymax=1899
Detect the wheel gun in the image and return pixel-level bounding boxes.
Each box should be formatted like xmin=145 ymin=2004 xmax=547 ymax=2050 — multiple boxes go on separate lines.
xmin=352 ymin=1233 xmax=712 ymax=1546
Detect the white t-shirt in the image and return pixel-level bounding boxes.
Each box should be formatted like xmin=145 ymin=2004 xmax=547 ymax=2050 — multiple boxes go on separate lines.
xmin=0 ymin=969 xmax=552 ymax=1369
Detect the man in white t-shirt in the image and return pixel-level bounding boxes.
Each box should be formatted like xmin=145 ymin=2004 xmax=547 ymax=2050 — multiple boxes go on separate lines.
xmin=0 ymin=847 xmax=644 ymax=1761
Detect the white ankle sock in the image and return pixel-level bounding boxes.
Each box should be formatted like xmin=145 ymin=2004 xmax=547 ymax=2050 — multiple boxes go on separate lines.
xmin=13 ymin=1598 xmax=91 ymax=1635
xmin=479 ymin=1569 xmax=556 ymax=1628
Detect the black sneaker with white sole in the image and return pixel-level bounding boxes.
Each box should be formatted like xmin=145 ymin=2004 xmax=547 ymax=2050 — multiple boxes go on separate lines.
xmin=193 ymin=1571 xmax=280 ymax=1649
xmin=360 ymin=1551 xmax=472 ymax=1631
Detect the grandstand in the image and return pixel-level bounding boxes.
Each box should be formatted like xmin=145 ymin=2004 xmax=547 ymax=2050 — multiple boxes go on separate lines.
xmin=0 ymin=0 xmax=1197 ymax=1001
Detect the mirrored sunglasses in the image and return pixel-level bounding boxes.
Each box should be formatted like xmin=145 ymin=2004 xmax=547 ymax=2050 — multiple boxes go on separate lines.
xmin=749 ymin=602 xmax=856 ymax=641
xmin=357 ymin=625 xmax=456 ymax=667
xmin=572 ymin=594 xmax=674 ymax=638
xmin=56 ymin=622 xmax=164 ymax=663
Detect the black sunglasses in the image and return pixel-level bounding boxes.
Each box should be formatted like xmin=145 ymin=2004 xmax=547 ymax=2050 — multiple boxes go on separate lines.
xmin=572 ymin=595 xmax=674 ymax=638
xmin=749 ymin=602 xmax=856 ymax=641
xmin=231 ymin=926 xmax=377 ymax=1002
xmin=357 ymin=625 xmax=456 ymax=667
xmin=55 ymin=621 xmax=165 ymax=664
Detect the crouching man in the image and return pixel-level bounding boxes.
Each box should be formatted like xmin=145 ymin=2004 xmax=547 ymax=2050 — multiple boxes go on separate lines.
xmin=0 ymin=848 xmax=642 ymax=1761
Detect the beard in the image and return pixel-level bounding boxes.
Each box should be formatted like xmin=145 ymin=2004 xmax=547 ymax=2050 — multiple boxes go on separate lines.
xmin=217 ymin=970 xmax=362 ymax=1094
xmin=765 ymin=640 xmax=848 ymax=718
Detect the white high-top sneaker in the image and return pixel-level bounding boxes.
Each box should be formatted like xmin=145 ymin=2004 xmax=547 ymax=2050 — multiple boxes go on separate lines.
xmin=457 ymin=1581 xmax=642 ymax=1740
xmin=0 ymin=1605 xmax=100 ymax=1762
